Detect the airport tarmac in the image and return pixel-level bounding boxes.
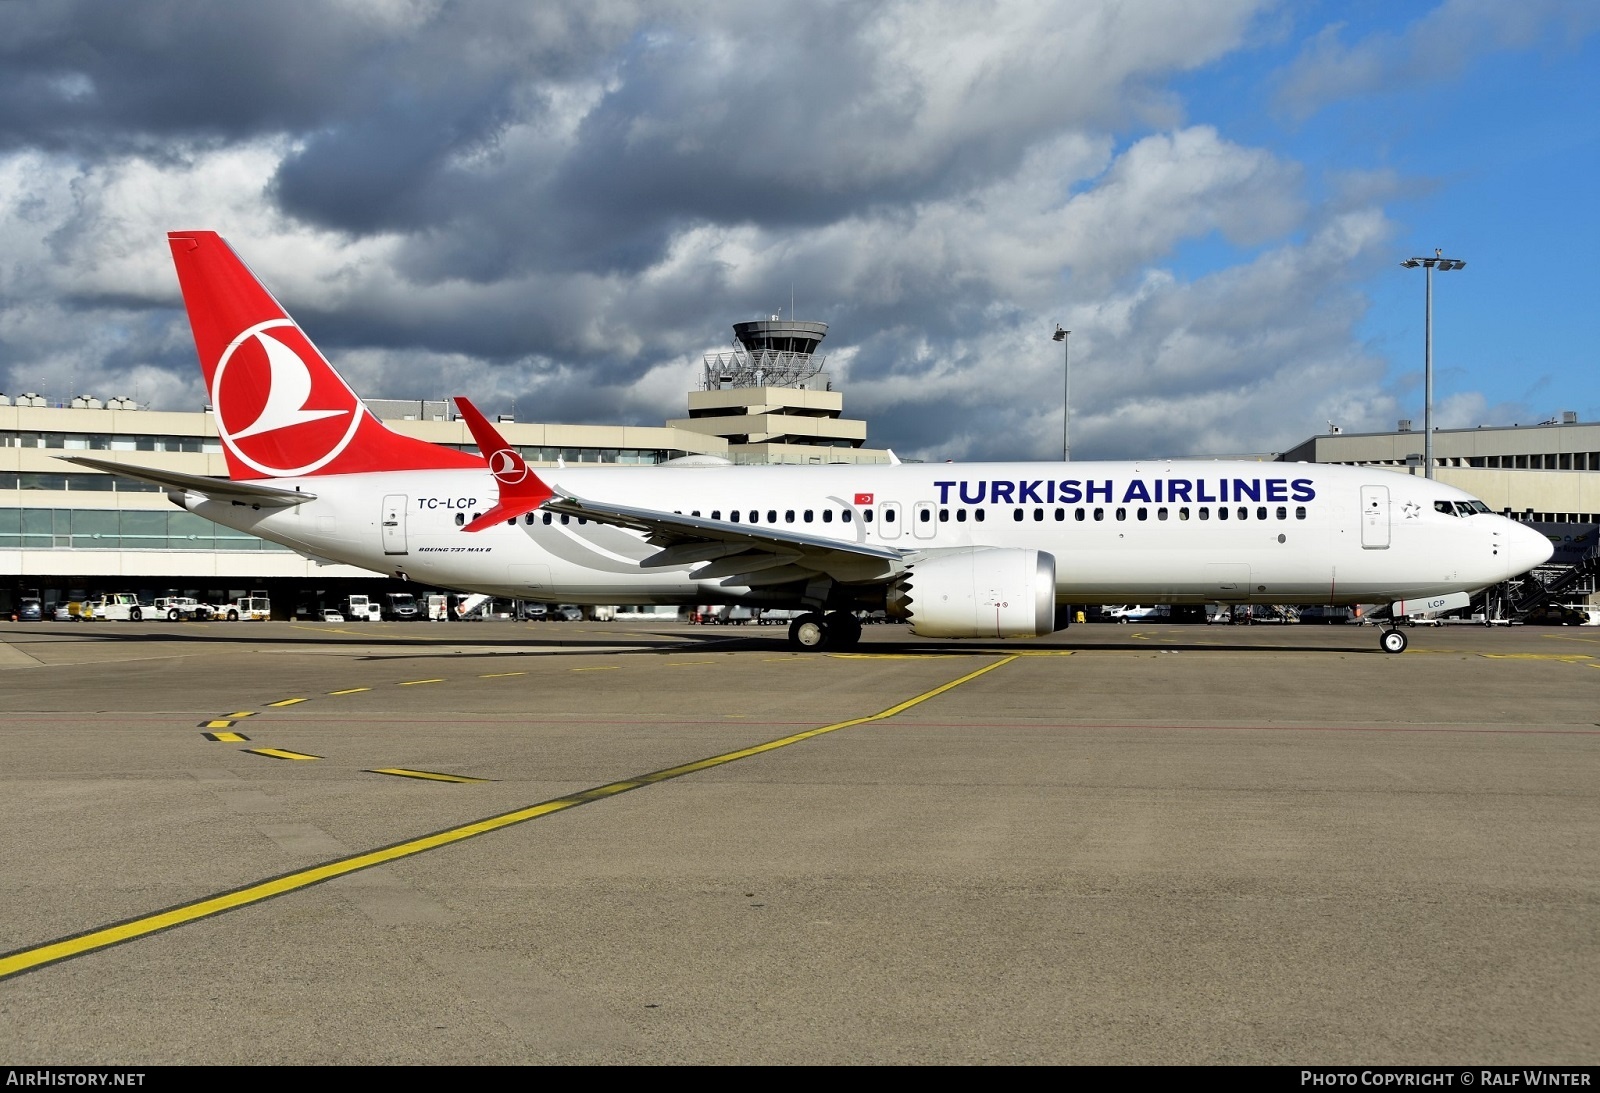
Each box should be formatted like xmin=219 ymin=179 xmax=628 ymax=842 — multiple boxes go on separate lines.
xmin=0 ymin=617 xmax=1596 ymax=1065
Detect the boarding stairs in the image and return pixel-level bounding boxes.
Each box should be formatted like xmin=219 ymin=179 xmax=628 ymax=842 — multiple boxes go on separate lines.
xmin=1474 ymin=546 xmax=1600 ymax=621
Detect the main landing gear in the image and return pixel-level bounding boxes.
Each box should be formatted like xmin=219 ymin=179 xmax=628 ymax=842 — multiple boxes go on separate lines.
xmin=1379 ymin=627 xmax=1408 ymax=654
xmin=787 ymin=611 xmax=863 ymax=651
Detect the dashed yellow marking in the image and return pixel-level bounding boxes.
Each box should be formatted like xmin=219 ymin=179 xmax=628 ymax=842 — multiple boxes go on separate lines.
xmin=245 ymin=748 xmax=322 ymax=761
xmin=397 ymin=678 xmax=445 ymax=686
xmin=202 ymin=731 xmax=249 ymax=743
xmin=225 ymin=711 xmax=257 ymax=719
xmin=1014 ymin=650 xmax=1077 ymax=656
xmin=266 ymin=698 xmax=308 ymax=707
xmin=1480 ymin=654 xmax=1593 ymax=663
xmin=827 ymin=653 xmax=955 ymax=659
xmin=200 ymin=720 xmax=235 ymax=730
xmin=366 ymin=768 xmax=491 ymax=784
xmin=328 ymin=687 xmax=370 ymax=696
xmin=479 ymin=671 xmax=527 ymax=678
xmin=0 ymin=654 xmax=1015 ymax=982
xmin=570 ymin=666 xmax=621 ymax=672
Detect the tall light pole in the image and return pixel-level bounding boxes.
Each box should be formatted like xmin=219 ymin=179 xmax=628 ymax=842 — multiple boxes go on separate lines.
xmin=1400 ymin=250 xmax=1466 ymax=479
xmin=1052 ymin=325 xmax=1071 ymax=461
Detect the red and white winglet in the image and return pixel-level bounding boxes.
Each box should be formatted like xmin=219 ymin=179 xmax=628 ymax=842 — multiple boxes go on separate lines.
xmin=452 ymin=397 xmax=555 ymax=532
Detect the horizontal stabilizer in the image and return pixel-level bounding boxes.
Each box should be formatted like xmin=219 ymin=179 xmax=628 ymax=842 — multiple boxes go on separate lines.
xmin=57 ymin=455 xmax=316 ymax=507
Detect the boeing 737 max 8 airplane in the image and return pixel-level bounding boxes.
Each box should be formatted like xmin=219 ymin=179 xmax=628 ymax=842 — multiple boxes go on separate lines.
xmin=62 ymin=232 xmax=1553 ymax=653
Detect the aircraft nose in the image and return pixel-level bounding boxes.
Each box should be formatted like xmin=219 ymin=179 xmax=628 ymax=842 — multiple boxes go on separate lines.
xmin=1505 ymin=520 xmax=1554 ymax=577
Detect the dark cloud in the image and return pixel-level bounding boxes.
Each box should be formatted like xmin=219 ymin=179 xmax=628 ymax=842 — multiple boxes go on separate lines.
xmin=11 ymin=1 xmax=1557 ymax=462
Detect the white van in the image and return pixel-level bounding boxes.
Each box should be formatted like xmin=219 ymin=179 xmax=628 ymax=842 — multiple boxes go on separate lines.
xmin=1105 ymin=605 xmax=1166 ymax=623
xmin=342 ymin=595 xmax=383 ymax=622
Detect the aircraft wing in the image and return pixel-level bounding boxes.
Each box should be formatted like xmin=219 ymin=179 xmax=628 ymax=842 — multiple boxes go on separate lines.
xmin=57 ymin=455 xmax=316 ymax=508
xmin=544 ymin=489 xmax=908 ymax=586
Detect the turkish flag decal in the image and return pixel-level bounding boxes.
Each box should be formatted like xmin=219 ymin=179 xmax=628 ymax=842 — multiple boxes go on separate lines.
xmin=854 ymin=492 xmax=874 ymax=505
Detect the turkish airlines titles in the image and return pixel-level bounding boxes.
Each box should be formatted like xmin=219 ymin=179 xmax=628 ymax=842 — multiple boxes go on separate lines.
xmin=931 ymin=477 xmax=1318 ymax=506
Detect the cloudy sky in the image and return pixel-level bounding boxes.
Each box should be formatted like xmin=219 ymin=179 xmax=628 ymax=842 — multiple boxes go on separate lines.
xmin=1 ymin=0 xmax=1595 ymax=461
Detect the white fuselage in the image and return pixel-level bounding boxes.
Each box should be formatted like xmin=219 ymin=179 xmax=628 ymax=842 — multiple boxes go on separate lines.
xmin=187 ymin=460 xmax=1551 ymax=608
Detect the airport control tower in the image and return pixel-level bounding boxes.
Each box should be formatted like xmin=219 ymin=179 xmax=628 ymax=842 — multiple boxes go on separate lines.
xmin=668 ymin=316 xmax=890 ymax=465
xmin=702 ymin=318 xmax=832 ymax=391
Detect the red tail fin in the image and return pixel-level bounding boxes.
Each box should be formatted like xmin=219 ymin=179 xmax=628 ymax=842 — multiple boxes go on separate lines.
xmin=168 ymin=231 xmax=480 ymax=480
xmin=453 ymin=397 xmax=554 ymax=531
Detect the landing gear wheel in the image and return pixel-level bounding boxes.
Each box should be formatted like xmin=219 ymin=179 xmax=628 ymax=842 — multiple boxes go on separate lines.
xmin=128 ymin=607 xmax=142 ymax=622
xmin=789 ymin=613 xmax=828 ymax=650
xmin=824 ymin=611 xmax=862 ymax=649
xmin=1380 ymin=628 xmax=1408 ymax=654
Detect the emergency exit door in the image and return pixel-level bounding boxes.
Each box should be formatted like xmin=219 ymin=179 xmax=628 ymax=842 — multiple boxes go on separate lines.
xmin=1360 ymin=485 xmax=1390 ymax=549
xmin=381 ymin=494 xmax=408 ymax=555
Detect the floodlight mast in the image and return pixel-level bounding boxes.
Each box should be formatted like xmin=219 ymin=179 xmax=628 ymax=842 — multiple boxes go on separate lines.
xmin=1052 ymin=325 xmax=1071 ymax=461
xmin=1400 ymin=250 xmax=1466 ymax=479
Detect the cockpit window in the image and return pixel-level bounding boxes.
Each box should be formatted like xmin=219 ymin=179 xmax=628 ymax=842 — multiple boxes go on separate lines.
xmin=1434 ymin=501 xmax=1458 ymax=517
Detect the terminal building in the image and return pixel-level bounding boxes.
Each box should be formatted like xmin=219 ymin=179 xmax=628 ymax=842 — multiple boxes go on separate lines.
xmin=1276 ymin=415 xmax=1599 ymax=613
xmin=1 ymin=317 xmax=889 ymax=617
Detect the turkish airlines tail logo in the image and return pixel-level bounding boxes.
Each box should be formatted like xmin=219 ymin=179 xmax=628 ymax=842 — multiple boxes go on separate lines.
xmin=209 ymin=319 xmax=365 ymax=476
xmin=169 ymin=231 xmax=481 ymax=480
xmin=231 ymin=331 xmax=349 ymax=439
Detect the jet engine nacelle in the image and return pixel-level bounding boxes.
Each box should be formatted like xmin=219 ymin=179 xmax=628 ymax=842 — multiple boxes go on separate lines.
xmin=894 ymin=548 xmax=1057 ymax=639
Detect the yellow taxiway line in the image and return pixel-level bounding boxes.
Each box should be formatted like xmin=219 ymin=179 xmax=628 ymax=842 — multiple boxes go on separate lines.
xmin=0 ymin=654 xmax=1016 ymax=982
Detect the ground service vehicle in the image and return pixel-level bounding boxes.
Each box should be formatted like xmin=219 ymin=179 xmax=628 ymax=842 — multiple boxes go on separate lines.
xmin=88 ymin=594 xmax=146 ymax=621
xmin=226 ymin=593 xmax=271 ymax=620
xmin=64 ymin=231 xmax=1555 ymax=654
xmin=342 ymin=595 xmax=382 ymax=622
xmin=382 ymin=592 xmax=420 ymax=620
xmin=1297 ymin=605 xmax=1356 ymax=624
xmin=154 ymin=596 xmax=213 ymax=621
xmin=1107 ymin=604 xmax=1167 ymax=623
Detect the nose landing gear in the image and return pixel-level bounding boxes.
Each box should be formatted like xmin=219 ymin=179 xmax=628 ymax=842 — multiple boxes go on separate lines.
xmin=1379 ymin=627 xmax=1408 ymax=654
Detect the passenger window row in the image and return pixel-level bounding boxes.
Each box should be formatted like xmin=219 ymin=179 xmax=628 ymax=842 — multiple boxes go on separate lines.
xmin=937 ymin=505 xmax=1308 ymax=522
xmin=672 ymin=508 xmax=872 ymax=524
xmin=499 ymin=504 xmax=1310 ymax=530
